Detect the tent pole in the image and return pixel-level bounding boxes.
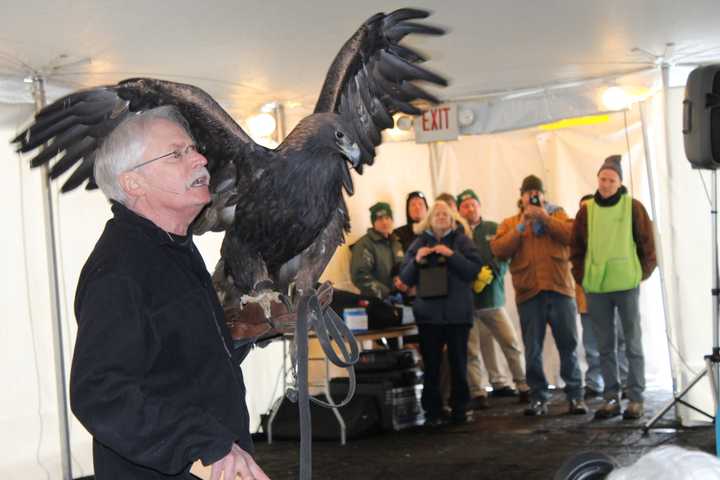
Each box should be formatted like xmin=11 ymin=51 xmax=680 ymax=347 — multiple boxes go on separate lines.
xmin=638 ymin=99 xmax=677 ymax=391
xmin=31 ymin=76 xmax=74 ymax=480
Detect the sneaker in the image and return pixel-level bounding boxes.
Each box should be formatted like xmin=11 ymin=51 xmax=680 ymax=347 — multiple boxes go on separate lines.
xmin=568 ymin=399 xmax=589 ymax=415
xmin=524 ymin=400 xmax=548 ymax=416
xmin=593 ymin=397 xmax=621 ymax=419
xmin=584 ymin=387 xmax=602 ymax=399
xmin=491 ymin=386 xmax=518 ymax=397
xmin=468 ymin=395 xmax=490 ymax=410
xmin=623 ymin=401 xmax=645 ymax=420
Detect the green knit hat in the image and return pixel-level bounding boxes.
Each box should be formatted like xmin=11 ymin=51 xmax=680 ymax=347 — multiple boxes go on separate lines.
xmin=456 ymin=188 xmax=479 ymax=207
xmin=370 ymin=202 xmax=393 ymax=223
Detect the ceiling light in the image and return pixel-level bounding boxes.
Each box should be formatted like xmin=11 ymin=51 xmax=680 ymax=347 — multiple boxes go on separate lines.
xmin=260 ymin=101 xmax=278 ymax=113
xmin=602 ymin=86 xmax=630 ymax=111
xmin=247 ymin=112 xmax=276 ymax=138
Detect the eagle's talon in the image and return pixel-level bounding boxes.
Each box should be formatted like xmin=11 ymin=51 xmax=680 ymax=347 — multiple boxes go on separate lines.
xmin=240 ymin=290 xmax=282 ymax=319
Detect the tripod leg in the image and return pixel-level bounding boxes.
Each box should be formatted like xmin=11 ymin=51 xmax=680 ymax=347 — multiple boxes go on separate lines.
xmin=708 ymin=357 xmax=720 ymax=457
xmin=708 ymin=357 xmax=719 ymax=410
xmin=643 ymin=368 xmax=708 ymax=433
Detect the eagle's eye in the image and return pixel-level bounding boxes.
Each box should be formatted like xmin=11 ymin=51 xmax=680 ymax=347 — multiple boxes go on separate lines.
xmin=335 ymin=130 xmax=345 ymax=140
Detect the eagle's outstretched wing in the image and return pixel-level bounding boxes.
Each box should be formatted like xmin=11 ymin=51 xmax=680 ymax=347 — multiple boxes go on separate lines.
xmin=314 ymin=8 xmax=447 ymax=172
xmin=12 ymin=78 xmax=253 ymax=196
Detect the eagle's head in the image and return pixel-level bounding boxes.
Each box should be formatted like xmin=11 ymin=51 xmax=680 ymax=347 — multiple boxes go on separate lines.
xmin=282 ymin=113 xmax=362 ymax=195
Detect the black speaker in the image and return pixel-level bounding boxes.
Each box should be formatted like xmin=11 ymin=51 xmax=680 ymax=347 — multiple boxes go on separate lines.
xmin=683 ymin=64 xmax=720 ymax=169
xmin=330 ymin=378 xmax=425 ymax=431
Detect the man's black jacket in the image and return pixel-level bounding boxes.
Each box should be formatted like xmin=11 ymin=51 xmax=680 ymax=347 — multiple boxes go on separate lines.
xmin=70 ymin=202 xmax=252 ymax=479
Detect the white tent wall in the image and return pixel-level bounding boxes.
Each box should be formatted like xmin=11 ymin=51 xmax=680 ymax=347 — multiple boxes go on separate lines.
xmin=1 ymin=103 xmax=87 ymax=477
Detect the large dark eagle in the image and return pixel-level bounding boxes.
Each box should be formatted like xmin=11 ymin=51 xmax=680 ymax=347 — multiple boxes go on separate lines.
xmin=13 ymin=8 xmax=447 ymax=331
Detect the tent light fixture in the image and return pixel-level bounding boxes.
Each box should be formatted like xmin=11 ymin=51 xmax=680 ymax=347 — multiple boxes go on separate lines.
xmin=260 ymin=101 xmax=278 ymax=113
xmin=602 ymin=86 xmax=630 ymax=111
xmin=247 ymin=112 xmax=276 ymax=138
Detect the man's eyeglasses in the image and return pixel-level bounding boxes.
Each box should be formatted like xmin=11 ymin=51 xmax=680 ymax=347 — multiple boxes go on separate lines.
xmin=129 ymin=144 xmax=200 ymax=171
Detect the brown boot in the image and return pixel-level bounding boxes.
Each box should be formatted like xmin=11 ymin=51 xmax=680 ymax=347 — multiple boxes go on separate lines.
xmin=593 ymin=397 xmax=621 ymax=419
xmin=623 ymin=401 xmax=645 ymax=420
xmin=568 ymin=399 xmax=589 ymax=415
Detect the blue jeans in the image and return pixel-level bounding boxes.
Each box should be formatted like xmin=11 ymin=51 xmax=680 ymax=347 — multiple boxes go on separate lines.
xmin=517 ymin=291 xmax=583 ymax=402
xmin=581 ymin=312 xmax=628 ymax=392
xmin=587 ymin=288 xmax=645 ymax=402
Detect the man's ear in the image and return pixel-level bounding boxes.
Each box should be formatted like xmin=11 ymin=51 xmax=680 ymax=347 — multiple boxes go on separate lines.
xmin=119 ymin=172 xmax=144 ymax=199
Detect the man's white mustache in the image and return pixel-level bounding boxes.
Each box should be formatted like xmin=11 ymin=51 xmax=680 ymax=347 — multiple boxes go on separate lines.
xmin=186 ymin=167 xmax=210 ymax=189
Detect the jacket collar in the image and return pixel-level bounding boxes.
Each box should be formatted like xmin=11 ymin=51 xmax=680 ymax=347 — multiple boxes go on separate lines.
xmin=111 ymin=201 xmax=192 ymax=249
xmin=367 ymin=227 xmax=391 ymax=242
xmin=422 ymin=227 xmax=455 ymax=242
xmin=594 ymin=185 xmax=628 ymax=207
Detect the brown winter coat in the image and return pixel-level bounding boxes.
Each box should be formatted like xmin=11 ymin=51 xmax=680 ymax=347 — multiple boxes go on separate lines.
xmin=490 ymin=208 xmax=575 ymax=304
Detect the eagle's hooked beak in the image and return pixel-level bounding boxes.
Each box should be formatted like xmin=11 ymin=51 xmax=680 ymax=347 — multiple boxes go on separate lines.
xmin=338 ymin=140 xmax=361 ymax=169
xmin=336 ymin=138 xmax=360 ymax=195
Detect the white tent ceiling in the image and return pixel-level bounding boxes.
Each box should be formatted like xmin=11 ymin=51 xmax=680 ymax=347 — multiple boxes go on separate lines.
xmin=2 ymin=0 xmax=720 ymax=119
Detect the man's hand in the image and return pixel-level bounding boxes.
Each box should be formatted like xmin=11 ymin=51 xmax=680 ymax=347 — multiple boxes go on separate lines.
xmin=523 ymin=205 xmax=548 ymax=222
xmin=519 ymin=212 xmax=530 ymax=231
xmin=416 ymin=246 xmax=433 ymax=262
xmin=432 ymin=244 xmax=454 ymax=257
xmin=210 ymin=444 xmax=270 ymax=480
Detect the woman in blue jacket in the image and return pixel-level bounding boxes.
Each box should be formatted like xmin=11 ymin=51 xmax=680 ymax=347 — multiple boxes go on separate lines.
xmin=400 ymin=201 xmax=483 ymax=425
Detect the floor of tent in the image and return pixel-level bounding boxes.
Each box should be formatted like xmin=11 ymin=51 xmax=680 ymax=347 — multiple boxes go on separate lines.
xmin=251 ymin=388 xmax=713 ymax=480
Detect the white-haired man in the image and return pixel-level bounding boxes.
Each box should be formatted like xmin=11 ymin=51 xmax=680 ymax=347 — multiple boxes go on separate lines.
xmin=69 ymin=107 xmax=269 ymax=480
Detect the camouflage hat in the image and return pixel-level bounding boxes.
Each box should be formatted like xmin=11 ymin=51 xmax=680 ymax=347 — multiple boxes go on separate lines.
xmin=370 ymin=202 xmax=393 ymax=223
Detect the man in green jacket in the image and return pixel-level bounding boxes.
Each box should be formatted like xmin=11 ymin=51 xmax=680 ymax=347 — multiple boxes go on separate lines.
xmin=351 ymin=202 xmax=407 ymax=299
xmin=571 ymin=155 xmax=657 ymax=420
xmin=458 ymin=189 xmax=529 ymax=408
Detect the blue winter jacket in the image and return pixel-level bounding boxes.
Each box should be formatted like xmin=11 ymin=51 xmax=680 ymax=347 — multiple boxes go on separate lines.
xmin=400 ymin=228 xmax=483 ymax=325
